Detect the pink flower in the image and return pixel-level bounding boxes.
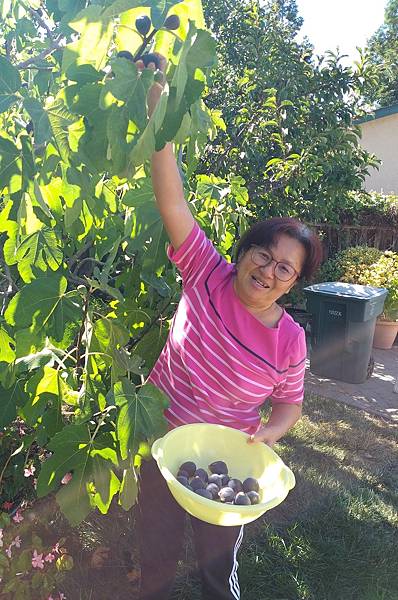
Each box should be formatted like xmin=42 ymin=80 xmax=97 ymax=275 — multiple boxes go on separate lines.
xmin=0 ymin=529 xmax=3 ymax=548
xmin=32 ymin=549 xmax=45 ymax=569
xmin=13 ymin=536 xmax=22 ymax=548
xmin=59 ymin=594 xmax=66 ymax=600
xmin=61 ymin=472 xmax=72 ymax=485
xmin=5 ymin=545 xmax=12 ymax=558
xmin=12 ymin=510 xmax=24 ymax=524
xmin=52 ymin=542 xmax=60 ymax=554
xmin=24 ymin=464 xmax=36 ymax=477
xmin=2 ymin=501 xmax=13 ymax=510
xmin=45 ymin=552 xmax=55 ymax=563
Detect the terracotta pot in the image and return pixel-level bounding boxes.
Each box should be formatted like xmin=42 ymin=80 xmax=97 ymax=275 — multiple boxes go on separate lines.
xmin=373 ymin=320 xmax=398 ymax=350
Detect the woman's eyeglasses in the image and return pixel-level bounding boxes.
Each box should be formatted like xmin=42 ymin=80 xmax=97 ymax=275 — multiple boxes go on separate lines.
xmin=250 ymin=246 xmax=299 ymax=282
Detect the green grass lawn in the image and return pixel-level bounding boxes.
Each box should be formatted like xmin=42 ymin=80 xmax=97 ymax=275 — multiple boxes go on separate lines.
xmin=171 ymin=394 xmax=398 ymax=600
xmin=60 ymin=393 xmax=398 ymax=600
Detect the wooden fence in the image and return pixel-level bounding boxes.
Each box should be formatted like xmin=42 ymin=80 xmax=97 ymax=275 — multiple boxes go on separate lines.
xmin=308 ymin=223 xmax=398 ymax=259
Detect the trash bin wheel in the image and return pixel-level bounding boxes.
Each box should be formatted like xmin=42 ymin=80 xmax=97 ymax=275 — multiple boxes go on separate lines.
xmin=366 ymin=355 xmax=375 ymax=379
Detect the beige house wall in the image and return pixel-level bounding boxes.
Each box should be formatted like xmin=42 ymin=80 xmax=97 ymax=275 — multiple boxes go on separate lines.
xmin=359 ymin=111 xmax=398 ymax=194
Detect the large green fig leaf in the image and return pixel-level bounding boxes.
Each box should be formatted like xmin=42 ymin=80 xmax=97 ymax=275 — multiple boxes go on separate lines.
xmin=62 ymin=6 xmax=114 ymax=73
xmin=14 ymin=228 xmax=63 ymax=283
xmin=0 ymin=379 xmax=29 ymax=429
xmin=37 ymin=424 xmax=120 ymax=524
xmin=0 ymin=135 xmax=22 ymax=193
xmin=0 ymin=94 xmax=19 ymax=114
xmin=0 ymin=56 xmax=21 ymax=95
xmin=114 ymin=379 xmax=169 ymax=460
xmin=4 ymin=273 xmax=83 ymax=346
xmin=24 ymin=98 xmax=52 ymax=146
xmin=0 ymin=326 xmax=15 ymax=363
xmin=119 ymin=467 xmax=138 ymax=511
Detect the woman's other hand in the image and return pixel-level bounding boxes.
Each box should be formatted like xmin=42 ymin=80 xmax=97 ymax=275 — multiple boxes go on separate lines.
xmin=247 ymin=403 xmax=302 ymax=447
xmin=247 ymin=425 xmax=280 ymax=447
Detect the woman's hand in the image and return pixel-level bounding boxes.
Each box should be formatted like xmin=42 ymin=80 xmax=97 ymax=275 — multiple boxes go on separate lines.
xmin=247 ymin=424 xmax=280 ymax=447
xmin=135 ymin=52 xmax=167 ymax=117
xmin=247 ymin=404 xmax=302 ymax=447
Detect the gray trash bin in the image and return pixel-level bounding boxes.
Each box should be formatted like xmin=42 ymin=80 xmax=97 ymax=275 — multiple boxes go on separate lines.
xmin=304 ymin=282 xmax=387 ymax=384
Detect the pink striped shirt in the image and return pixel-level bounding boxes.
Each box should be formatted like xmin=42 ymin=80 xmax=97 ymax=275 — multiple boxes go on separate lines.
xmin=149 ymin=223 xmax=307 ymax=434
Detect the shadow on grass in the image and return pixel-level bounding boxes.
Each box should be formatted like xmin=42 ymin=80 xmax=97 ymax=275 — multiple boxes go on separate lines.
xmin=238 ymin=489 xmax=397 ymax=600
xmin=58 ymin=392 xmax=397 ymax=600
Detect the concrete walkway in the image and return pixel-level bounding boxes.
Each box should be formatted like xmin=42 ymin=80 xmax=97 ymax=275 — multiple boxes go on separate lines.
xmin=305 ymin=346 xmax=398 ymax=422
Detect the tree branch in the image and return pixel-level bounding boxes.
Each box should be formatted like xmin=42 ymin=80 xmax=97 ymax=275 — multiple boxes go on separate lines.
xmin=76 ymin=289 xmax=91 ymax=374
xmin=67 ymin=240 xmax=94 ymax=271
xmin=28 ymin=6 xmax=55 ymax=41
xmin=16 ymin=36 xmax=65 ymax=70
xmin=127 ymin=293 xmax=177 ymax=350
xmin=72 ymin=257 xmax=105 ymax=276
xmin=0 ymin=255 xmax=19 ymax=316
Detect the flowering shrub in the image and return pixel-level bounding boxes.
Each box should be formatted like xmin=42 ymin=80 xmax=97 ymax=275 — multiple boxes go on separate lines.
xmin=0 ymin=421 xmax=41 ymax=509
xmin=318 ymin=246 xmax=383 ymax=284
xmin=0 ymin=510 xmax=72 ymax=599
xmin=319 ymin=247 xmax=398 ymax=321
xmin=356 ymin=253 xmax=398 ymax=321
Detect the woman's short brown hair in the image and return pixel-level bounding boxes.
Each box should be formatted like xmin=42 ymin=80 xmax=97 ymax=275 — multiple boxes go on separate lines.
xmin=235 ymin=217 xmax=323 ymax=280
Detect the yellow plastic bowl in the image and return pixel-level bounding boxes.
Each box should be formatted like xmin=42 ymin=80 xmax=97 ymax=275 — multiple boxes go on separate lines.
xmin=151 ymin=423 xmax=295 ymax=526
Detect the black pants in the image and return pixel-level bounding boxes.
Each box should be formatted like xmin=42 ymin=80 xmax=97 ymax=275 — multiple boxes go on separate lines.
xmin=137 ymin=459 xmax=243 ymax=600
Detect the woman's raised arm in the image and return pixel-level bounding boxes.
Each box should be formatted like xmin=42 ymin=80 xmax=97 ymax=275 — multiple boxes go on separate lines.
xmin=143 ymin=53 xmax=195 ymax=251
xmin=151 ymin=143 xmax=195 ymax=251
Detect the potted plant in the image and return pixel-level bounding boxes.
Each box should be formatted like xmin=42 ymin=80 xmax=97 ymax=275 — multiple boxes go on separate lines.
xmin=372 ymin=286 xmax=398 ymax=348
xmin=318 ymin=247 xmax=398 ymax=350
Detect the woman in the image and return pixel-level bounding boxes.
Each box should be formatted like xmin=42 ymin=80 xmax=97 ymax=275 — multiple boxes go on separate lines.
xmin=135 ymin=54 xmax=322 ymax=600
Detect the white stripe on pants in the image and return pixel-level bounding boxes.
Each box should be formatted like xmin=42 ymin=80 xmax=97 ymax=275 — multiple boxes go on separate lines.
xmin=229 ymin=525 xmax=244 ymax=599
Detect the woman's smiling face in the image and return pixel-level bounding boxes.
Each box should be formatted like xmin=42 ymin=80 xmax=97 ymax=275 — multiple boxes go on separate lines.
xmin=234 ymin=233 xmax=306 ymax=311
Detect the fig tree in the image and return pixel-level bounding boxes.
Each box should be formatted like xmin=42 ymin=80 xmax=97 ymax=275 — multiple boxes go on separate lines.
xmin=164 ymin=14 xmax=180 ymax=30
xmin=135 ymin=15 xmax=151 ymax=36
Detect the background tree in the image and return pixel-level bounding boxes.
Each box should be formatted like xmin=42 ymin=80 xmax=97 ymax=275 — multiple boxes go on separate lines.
xmin=365 ymin=0 xmax=398 ymax=108
xmin=200 ymin=0 xmax=380 ymax=223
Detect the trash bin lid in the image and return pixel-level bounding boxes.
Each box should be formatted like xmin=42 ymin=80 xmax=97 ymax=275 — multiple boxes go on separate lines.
xmin=304 ymin=282 xmax=388 ymax=301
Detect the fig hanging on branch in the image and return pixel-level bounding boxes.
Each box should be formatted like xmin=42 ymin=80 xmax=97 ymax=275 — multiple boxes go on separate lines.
xmin=135 ymin=15 xmax=152 ymax=36
xmin=117 ymin=50 xmax=134 ymax=61
xmin=164 ymin=15 xmax=180 ymax=30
